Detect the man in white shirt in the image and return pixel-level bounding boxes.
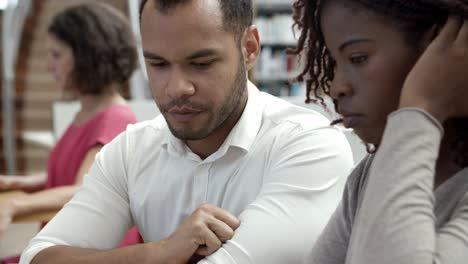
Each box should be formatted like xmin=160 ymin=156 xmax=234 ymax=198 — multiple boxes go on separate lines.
xmin=20 ymin=0 xmax=353 ymax=263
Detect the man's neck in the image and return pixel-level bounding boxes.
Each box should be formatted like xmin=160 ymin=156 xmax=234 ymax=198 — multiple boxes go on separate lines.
xmin=186 ymin=93 xmax=248 ymax=160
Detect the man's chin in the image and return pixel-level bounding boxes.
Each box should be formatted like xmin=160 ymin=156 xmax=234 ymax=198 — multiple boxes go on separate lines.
xmin=164 ymin=114 xmax=213 ymax=140
xmin=173 ymin=133 xmax=208 ymax=141
xmin=169 ymin=127 xmax=210 ymax=141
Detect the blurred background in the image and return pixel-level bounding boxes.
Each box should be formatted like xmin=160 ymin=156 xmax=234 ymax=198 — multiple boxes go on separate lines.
xmin=0 ymin=0 xmax=302 ymax=177
xmin=0 ymin=0 xmax=364 ymax=259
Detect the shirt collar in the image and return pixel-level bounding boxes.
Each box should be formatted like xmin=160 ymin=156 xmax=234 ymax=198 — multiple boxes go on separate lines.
xmin=222 ymin=81 xmax=263 ymax=152
xmin=163 ymin=81 xmax=264 ymax=161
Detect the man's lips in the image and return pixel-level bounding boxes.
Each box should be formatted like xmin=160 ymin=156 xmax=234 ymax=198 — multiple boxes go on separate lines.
xmin=168 ymin=107 xmax=203 ymax=122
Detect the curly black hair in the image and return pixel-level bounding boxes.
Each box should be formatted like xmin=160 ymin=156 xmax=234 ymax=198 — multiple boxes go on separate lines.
xmin=48 ymin=2 xmax=138 ymax=95
xmin=290 ymin=0 xmax=468 ymax=166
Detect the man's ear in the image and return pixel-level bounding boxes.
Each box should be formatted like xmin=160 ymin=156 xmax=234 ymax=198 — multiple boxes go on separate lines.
xmin=241 ymin=25 xmax=261 ymax=71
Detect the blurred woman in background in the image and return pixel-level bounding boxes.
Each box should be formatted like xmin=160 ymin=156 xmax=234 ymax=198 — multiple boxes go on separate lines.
xmin=0 ymin=2 xmax=141 ymax=263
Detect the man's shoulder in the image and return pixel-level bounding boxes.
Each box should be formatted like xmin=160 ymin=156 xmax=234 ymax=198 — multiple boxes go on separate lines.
xmin=257 ymin=92 xmax=332 ymax=131
xmin=252 ymin=93 xmax=352 ymax=161
xmin=124 ymin=114 xmax=168 ymax=141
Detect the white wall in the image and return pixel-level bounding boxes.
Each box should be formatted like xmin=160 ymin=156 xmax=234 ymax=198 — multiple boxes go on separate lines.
xmin=52 ymin=100 xmax=159 ymax=140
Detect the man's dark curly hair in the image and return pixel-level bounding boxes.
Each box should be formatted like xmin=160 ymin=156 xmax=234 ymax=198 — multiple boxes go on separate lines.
xmin=290 ymin=0 xmax=468 ymax=166
xmin=48 ymin=2 xmax=138 ymax=95
xmin=139 ymin=0 xmax=253 ymax=40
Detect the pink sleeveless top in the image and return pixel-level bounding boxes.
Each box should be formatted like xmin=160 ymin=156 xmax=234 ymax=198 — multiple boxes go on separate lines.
xmin=46 ymin=104 xmax=141 ymax=246
xmin=47 ymin=104 xmax=136 ymax=188
xmin=3 ymin=105 xmax=140 ymax=262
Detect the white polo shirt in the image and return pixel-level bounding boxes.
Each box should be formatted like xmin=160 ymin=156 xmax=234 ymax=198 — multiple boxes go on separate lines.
xmin=21 ymin=83 xmax=354 ymax=264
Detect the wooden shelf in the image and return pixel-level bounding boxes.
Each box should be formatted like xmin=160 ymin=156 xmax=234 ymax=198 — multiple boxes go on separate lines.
xmin=261 ymin=42 xmax=296 ymax=48
xmin=256 ymin=2 xmax=293 ymax=14
xmin=256 ymin=71 xmax=299 ymax=82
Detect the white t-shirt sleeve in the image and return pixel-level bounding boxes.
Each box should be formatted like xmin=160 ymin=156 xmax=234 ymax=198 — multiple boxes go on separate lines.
xmin=20 ymin=131 xmax=133 ymax=264
xmin=199 ymin=126 xmax=354 ymax=263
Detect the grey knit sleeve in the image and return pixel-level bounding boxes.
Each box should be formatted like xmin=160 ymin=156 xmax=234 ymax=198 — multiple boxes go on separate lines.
xmin=345 ymin=108 xmax=468 ymax=264
xmin=307 ymin=155 xmax=373 ymax=264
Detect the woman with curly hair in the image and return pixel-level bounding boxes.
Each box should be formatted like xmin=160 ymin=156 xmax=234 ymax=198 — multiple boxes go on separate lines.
xmin=291 ymin=0 xmax=468 ymax=263
xmin=0 ymin=3 xmax=141 ymax=262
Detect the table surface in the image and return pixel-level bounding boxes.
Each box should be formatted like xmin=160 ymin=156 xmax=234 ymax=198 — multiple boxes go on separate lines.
xmin=0 ymin=191 xmax=58 ymax=223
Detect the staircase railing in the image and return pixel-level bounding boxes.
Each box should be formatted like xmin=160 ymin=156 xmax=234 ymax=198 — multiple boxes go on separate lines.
xmin=127 ymin=0 xmax=150 ymax=99
xmin=2 ymin=0 xmax=32 ymax=174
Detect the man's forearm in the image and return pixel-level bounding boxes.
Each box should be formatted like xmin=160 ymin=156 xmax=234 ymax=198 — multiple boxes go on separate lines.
xmin=30 ymin=242 xmax=185 ymax=264
xmin=26 ymin=203 xmax=239 ymax=264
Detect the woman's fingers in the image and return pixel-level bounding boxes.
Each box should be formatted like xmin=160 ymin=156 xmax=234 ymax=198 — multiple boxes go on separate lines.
xmin=436 ymin=16 xmax=463 ymax=47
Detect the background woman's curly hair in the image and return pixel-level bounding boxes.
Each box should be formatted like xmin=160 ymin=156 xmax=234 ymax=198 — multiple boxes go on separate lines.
xmin=290 ymin=0 xmax=468 ymax=166
xmin=48 ymin=2 xmax=138 ymax=96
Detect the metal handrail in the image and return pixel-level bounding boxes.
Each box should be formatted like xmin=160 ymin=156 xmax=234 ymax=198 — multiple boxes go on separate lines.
xmin=127 ymin=0 xmax=150 ymax=99
xmin=2 ymin=0 xmax=32 ymax=174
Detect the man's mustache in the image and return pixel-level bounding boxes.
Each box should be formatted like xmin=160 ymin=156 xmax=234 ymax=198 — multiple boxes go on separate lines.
xmin=160 ymin=98 xmax=208 ymax=112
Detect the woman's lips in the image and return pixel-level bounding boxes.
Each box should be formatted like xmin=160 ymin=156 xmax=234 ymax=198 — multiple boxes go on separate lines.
xmin=341 ymin=114 xmax=364 ymax=128
xmin=337 ymin=107 xmax=364 ymax=128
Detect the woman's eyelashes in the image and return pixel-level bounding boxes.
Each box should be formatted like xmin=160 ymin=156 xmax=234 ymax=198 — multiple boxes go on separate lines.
xmin=328 ymin=52 xmax=368 ymax=70
xmin=349 ymin=53 xmax=368 ymax=65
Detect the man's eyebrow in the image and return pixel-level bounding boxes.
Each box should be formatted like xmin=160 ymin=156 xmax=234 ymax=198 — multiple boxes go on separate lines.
xmin=186 ymin=49 xmax=220 ymax=60
xmin=143 ymin=49 xmax=220 ymax=61
xmin=143 ymin=51 xmax=165 ymax=60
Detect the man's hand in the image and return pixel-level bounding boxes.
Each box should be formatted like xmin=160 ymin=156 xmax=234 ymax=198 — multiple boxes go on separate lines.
xmin=159 ymin=203 xmax=240 ymax=263
xmin=400 ymin=17 xmax=468 ymax=123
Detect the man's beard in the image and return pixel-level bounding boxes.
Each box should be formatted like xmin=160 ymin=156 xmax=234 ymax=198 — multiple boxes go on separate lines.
xmin=164 ymin=61 xmax=247 ymax=140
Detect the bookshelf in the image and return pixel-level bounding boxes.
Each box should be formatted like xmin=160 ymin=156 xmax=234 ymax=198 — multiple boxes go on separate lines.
xmin=253 ymin=0 xmax=304 ymax=96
